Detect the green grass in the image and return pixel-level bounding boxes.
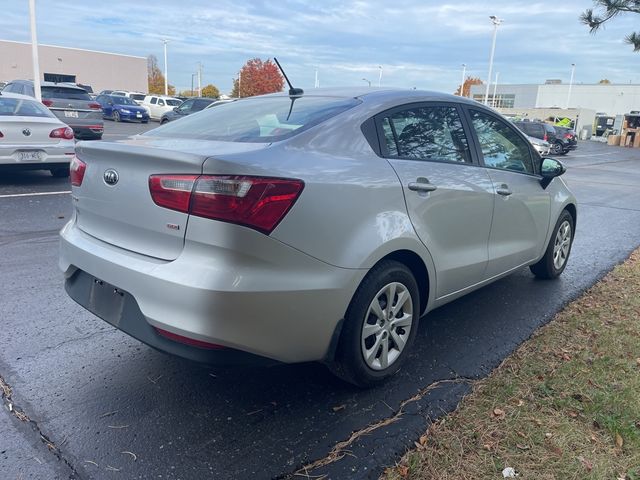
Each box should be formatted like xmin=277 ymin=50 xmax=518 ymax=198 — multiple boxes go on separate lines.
xmin=384 ymin=249 xmax=640 ymax=480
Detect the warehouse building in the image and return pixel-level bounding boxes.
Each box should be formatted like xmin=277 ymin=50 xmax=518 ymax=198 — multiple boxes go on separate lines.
xmin=469 ymin=82 xmax=640 ymax=116
xmin=0 ymin=39 xmax=147 ymax=94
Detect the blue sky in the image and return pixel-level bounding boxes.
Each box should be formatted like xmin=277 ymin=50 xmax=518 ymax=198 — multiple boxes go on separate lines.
xmin=2 ymin=0 xmax=639 ymax=94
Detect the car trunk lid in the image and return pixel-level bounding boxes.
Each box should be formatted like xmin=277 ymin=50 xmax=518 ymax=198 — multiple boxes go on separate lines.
xmin=0 ymin=116 xmax=65 ymax=145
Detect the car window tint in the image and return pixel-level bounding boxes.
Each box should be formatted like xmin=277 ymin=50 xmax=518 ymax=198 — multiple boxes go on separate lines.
xmin=384 ymin=106 xmax=470 ymax=163
xmin=158 ymin=99 xmax=165 ymax=106
xmin=41 ymin=87 xmax=91 ymax=100
xmin=179 ymin=99 xmax=194 ymax=111
xmin=193 ymin=99 xmax=211 ymax=111
xmin=470 ymin=110 xmax=534 ymax=174
xmin=381 ymin=117 xmax=398 ymax=156
xmin=130 ymin=94 xmax=145 ymax=101
xmin=146 ymin=96 xmax=360 ymax=143
xmin=150 ymin=98 xmax=157 ymax=104
xmin=166 ymin=99 xmax=181 ymax=106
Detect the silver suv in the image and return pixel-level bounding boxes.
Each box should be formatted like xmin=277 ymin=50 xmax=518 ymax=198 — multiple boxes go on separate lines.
xmin=2 ymin=80 xmax=104 ymax=140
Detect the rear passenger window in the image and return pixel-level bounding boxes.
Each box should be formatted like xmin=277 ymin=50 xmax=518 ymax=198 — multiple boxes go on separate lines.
xmin=382 ymin=106 xmax=471 ymax=163
xmin=470 ymin=110 xmax=534 ymax=174
xmin=150 ymin=98 xmax=157 ymax=105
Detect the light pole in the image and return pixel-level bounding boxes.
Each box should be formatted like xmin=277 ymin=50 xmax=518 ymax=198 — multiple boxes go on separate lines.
xmin=314 ymin=68 xmax=319 ymax=88
xmin=191 ymin=73 xmax=197 ymax=96
xmin=362 ymin=78 xmax=371 ymax=87
xmin=378 ymin=65 xmax=383 ymax=87
xmin=197 ymin=62 xmax=202 ymax=96
xmin=483 ymin=15 xmax=503 ymax=106
xmin=460 ymin=63 xmax=466 ymax=96
xmin=238 ymin=71 xmax=242 ymax=98
xmin=492 ymin=72 xmax=500 ymax=107
xmin=566 ymin=63 xmax=576 ymax=109
xmin=162 ymin=39 xmax=169 ymax=95
xmin=28 ymin=0 xmax=41 ymax=101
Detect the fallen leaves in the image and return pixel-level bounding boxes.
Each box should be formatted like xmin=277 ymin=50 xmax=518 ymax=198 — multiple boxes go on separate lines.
xmin=577 ymin=455 xmax=593 ymax=472
xmin=615 ymin=432 xmax=624 ymax=448
xmin=493 ymin=408 xmax=506 ymax=418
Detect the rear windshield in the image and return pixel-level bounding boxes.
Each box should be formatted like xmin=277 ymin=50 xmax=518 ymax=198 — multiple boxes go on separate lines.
xmin=0 ymin=97 xmax=55 ymax=118
xmin=130 ymin=93 xmax=145 ymax=101
xmin=41 ymin=87 xmax=91 ymax=100
xmin=112 ymin=96 xmax=138 ymax=106
xmin=145 ymin=95 xmax=361 ymax=142
xmin=166 ymin=99 xmax=182 ymax=106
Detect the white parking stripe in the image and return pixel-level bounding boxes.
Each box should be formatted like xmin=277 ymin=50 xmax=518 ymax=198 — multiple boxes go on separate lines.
xmin=0 ymin=190 xmax=71 ymax=198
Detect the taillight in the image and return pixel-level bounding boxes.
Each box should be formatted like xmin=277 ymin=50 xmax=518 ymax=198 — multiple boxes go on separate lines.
xmin=564 ymin=133 xmax=572 ymax=139
xmin=88 ymin=102 xmax=101 ymax=110
xmin=42 ymin=99 xmax=53 ymax=107
xmin=50 ymin=127 xmax=75 ymax=140
xmin=155 ymin=327 xmax=226 ymax=350
xmin=149 ymin=175 xmax=304 ymax=234
xmin=0 ymin=131 xmax=3 ymax=138
xmin=70 ymin=156 xmax=87 ymax=187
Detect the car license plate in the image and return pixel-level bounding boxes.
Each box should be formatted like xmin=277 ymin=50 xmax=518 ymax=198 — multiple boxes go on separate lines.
xmin=136 ymin=112 xmax=142 ymax=118
xmin=17 ymin=150 xmax=43 ymax=162
xmin=64 ymin=110 xmax=79 ymax=118
xmin=88 ymin=277 xmax=125 ymax=327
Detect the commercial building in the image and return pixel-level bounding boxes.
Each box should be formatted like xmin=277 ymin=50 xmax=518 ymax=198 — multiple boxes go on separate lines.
xmin=0 ymin=39 xmax=147 ymax=93
xmin=469 ymin=82 xmax=640 ymax=116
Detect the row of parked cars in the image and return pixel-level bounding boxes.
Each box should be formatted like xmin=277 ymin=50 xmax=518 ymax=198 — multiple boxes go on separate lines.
xmin=513 ymin=120 xmax=578 ymax=156
xmin=1 ymin=80 xmax=221 ymax=142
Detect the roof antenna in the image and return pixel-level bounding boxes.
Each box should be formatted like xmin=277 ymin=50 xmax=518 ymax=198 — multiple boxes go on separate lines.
xmin=274 ymin=57 xmax=304 ymax=97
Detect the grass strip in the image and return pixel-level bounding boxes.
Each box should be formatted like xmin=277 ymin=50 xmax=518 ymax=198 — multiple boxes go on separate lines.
xmin=384 ymin=249 xmax=640 ymax=480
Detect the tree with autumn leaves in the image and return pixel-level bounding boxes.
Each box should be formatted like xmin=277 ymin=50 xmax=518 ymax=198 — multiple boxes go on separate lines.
xmin=231 ymin=58 xmax=284 ymax=98
xmin=147 ymin=55 xmax=175 ymax=95
xmin=455 ymin=77 xmax=483 ymax=97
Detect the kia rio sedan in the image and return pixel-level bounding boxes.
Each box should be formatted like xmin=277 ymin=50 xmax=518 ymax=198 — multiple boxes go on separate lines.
xmin=60 ymin=88 xmax=577 ymax=387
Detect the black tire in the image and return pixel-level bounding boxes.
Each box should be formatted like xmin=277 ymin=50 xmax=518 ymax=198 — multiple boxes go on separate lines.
xmin=113 ymin=111 xmax=121 ymax=122
xmin=550 ymin=142 xmax=563 ymax=155
xmin=160 ymin=119 xmax=168 ymax=125
xmin=50 ymin=167 xmax=70 ymax=178
xmin=329 ymin=260 xmax=420 ymax=387
xmin=530 ymin=209 xmax=574 ymax=279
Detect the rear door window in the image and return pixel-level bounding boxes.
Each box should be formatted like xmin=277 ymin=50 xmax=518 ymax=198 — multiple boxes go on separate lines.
xmin=150 ymin=97 xmax=157 ymax=105
xmin=381 ymin=105 xmax=471 ymax=163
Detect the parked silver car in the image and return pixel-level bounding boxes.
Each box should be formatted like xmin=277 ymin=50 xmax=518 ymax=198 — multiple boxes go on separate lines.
xmin=527 ymin=135 xmax=551 ymax=156
xmin=60 ymin=88 xmax=577 ymax=386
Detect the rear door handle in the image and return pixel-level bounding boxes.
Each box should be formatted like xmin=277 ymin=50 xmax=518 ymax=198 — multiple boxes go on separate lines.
xmin=496 ymin=184 xmax=512 ymax=196
xmin=408 ymin=178 xmax=438 ymax=193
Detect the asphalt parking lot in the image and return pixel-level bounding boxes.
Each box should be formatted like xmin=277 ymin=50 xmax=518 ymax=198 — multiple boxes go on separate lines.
xmin=1 ymin=131 xmax=640 ymax=480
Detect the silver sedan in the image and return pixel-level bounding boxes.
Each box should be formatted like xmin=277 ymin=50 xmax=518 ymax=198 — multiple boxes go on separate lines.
xmin=60 ymin=88 xmax=577 ymax=386
xmin=0 ymin=92 xmax=74 ymax=177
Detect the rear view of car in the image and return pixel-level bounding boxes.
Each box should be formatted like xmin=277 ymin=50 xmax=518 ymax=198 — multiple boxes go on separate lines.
xmin=553 ymin=126 xmax=578 ymax=153
xmin=41 ymin=84 xmax=104 ymax=140
xmin=0 ymin=92 xmax=74 ymax=176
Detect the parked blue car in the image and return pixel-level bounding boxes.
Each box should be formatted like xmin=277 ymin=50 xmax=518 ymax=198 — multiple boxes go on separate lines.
xmin=96 ymin=94 xmax=149 ymax=123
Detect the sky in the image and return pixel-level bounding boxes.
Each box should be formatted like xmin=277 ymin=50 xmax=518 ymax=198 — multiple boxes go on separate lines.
xmin=1 ymin=0 xmax=639 ymax=95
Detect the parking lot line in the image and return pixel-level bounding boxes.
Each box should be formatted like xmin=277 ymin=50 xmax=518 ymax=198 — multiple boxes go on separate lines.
xmin=0 ymin=191 xmax=71 ymax=199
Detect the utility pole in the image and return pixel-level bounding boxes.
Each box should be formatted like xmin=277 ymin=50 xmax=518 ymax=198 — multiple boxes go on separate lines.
xmin=314 ymin=68 xmax=319 ymax=88
xmin=197 ymin=62 xmax=202 ymax=96
xmin=483 ymin=16 xmax=503 ymax=105
xmin=566 ymin=63 xmax=576 ymax=109
xmin=492 ymin=72 xmax=500 ymax=107
xmin=460 ymin=63 xmax=466 ymax=96
xmin=28 ymin=0 xmax=41 ymax=102
xmin=378 ymin=65 xmax=383 ymax=87
xmin=162 ymin=39 xmax=169 ymax=95
xmin=238 ymin=71 xmax=241 ymax=98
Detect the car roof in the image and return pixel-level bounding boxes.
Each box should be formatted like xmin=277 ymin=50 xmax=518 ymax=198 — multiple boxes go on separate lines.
xmin=0 ymin=91 xmax=37 ymax=100
xmin=9 ymin=79 xmax=87 ymax=90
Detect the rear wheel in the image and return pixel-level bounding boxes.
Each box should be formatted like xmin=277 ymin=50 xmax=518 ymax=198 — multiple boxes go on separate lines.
xmin=50 ymin=167 xmax=69 ymax=178
xmin=329 ymin=260 xmax=420 ymax=387
xmin=550 ymin=141 xmax=563 ymax=155
xmin=113 ymin=111 xmax=121 ymax=122
xmin=530 ymin=209 xmax=574 ymax=279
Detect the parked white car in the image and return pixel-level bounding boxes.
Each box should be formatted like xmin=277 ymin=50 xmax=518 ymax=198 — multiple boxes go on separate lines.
xmin=141 ymin=95 xmax=183 ymax=121
xmin=0 ymin=91 xmax=74 ymax=177
xmin=111 ymin=91 xmax=147 ymax=105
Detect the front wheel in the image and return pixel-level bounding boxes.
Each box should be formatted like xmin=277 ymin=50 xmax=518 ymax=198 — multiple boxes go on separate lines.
xmin=550 ymin=142 xmax=563 ymax=155
xmin=530 ymin=209 xmax=574 ymax=279
xmin=329 ymin=260 xmax=420 ymax=387
xmin=113 ymin=111 xmax=121 ymax=122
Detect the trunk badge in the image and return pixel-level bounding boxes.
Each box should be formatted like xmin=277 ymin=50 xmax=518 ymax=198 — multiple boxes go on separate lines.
xmin=103 ymin=169 xmax=119 ymax=186
xmin=22 ymin=128 xmax=31 ymax=136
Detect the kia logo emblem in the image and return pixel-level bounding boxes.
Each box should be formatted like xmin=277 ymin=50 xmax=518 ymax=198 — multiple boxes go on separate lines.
xmin=103 ymin=169 xmax=119 ymax=186
xmin=22 ymin=128 xmax=31 ymax=136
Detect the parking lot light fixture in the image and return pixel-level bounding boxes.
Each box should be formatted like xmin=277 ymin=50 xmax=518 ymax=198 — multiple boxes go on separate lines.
xmin=483 ymin=15 xmax=503 ymax=105
xmin=566 ymin=63 xmax=576 ymax=109
xmin=362 ymin=78 xmax=371 ymax=87
xmin=378 ymin=66 xmax=383 ymax=87
xmin=28 ymin=0 xmax=41 ymax=102
xmin=460 ymin=63 xmax=466 ymax=96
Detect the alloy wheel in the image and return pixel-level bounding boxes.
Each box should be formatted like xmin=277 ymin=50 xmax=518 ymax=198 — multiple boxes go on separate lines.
xmin=361 ymin=282 xmax=413 ymax=371
xmin=553 ymin=220 xmax=572 ymax=270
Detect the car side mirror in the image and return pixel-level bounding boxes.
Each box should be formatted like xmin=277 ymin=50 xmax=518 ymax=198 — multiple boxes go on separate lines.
xmin=540 ymin=157 xmax=566 ymax=189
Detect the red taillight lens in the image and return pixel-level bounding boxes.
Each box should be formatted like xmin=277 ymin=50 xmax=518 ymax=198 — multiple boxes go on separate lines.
xmin=155 ymin=327 xmax=226 ymax=350
xmin=564 ymin=133 xmax=572 ymax=139
xmin=70 ymin=156 xmax=87 ymax=187
xmin=149 ymin=175 xmax=304 ymax=234
xmin=42 ymin=99 xmax=53 ymax=107
xmin=49 ymin=127 xmax=75 ymax=140
xmin=88 ymin=102 xmax=101 ymax=110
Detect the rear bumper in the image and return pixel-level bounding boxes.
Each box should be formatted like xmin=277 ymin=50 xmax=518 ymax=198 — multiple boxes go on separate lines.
xmin=0 ymin=144 xmax=74 ymax=166
xmin=59 ymin=220 xmax=365 ymax=364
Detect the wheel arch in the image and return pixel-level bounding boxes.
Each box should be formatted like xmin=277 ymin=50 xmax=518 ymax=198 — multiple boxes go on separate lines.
xmin=564 ymin=202 xmax=577 ymax=228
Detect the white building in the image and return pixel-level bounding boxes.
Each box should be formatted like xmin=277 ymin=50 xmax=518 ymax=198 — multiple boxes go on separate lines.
xmin=0 ymin=39 xmax=147 ymax=94
xmin=469 ymin=82 xmax=640 ymax=116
